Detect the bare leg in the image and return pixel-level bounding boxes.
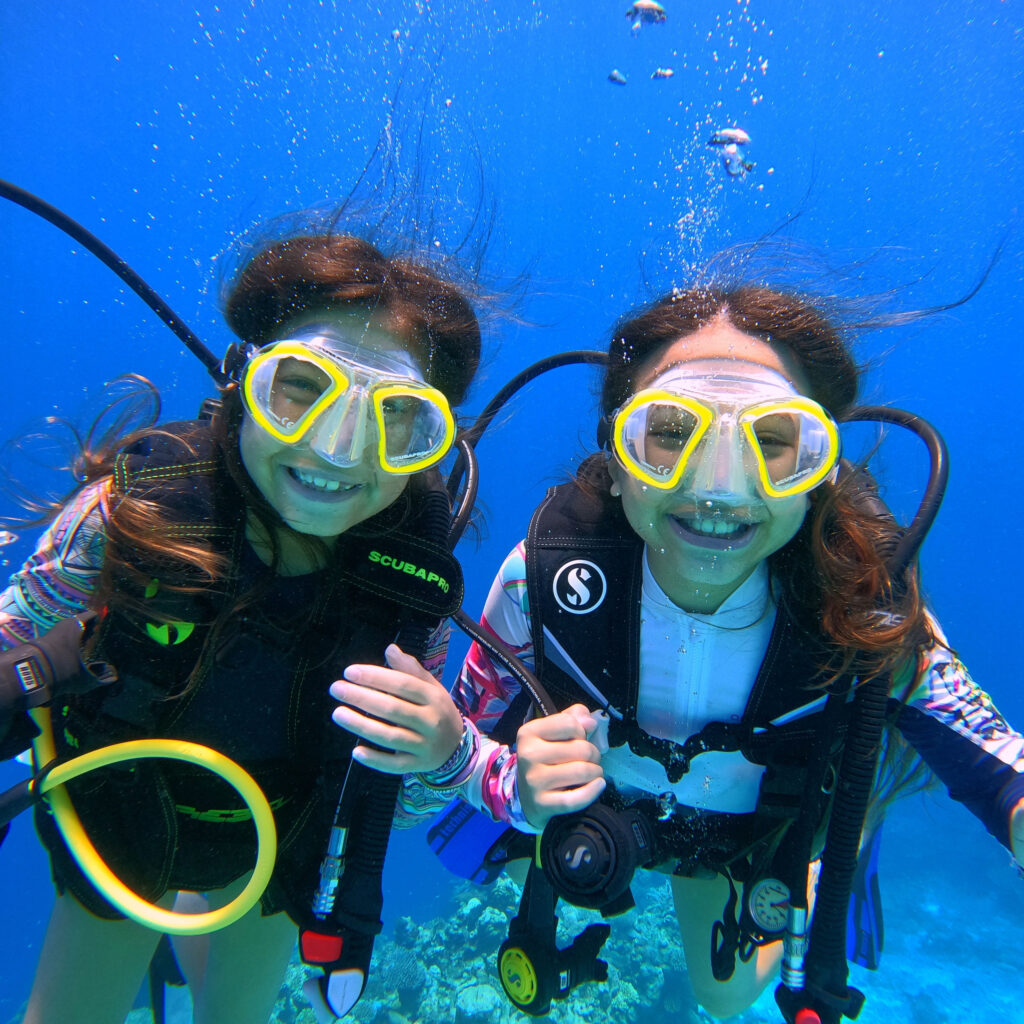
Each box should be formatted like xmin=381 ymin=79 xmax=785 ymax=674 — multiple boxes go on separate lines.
xmin=169 ymin=891 xmax=211 ymax=993
xmin=670 ymin=862 xmax=820 ymax=1020
xmin=670 ymin=873 xmax=780 ymax=1019
xmin=189 ymin=877 xmax=296 ymax=1024
xmin=23 ymin=892 xmax=168 ymax=1024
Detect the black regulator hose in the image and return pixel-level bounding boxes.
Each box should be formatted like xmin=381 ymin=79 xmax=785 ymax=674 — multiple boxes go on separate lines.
xmin=779 ymin=408 xmax=949 ymax=1023
xmin=446 ymin=350 xmax=608 ymax=505
xmin=453 ymin=608 xmax=556 ymax=716
xmin=841 ymin=405 xmax=949 ymax=576
xmin=0 ymin=178 xmax=227 ymax=385
xmin=448 ymin=437 xmax=480 ymax=548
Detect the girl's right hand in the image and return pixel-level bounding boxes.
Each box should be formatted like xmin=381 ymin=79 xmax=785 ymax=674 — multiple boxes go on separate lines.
xmin=515 ymin=704 xmax=606 ymax=830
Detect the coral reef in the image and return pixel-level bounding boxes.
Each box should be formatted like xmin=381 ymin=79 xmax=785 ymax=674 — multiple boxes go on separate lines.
xmin=266 ymin=804 xmax=1024 ymax=1024
xmin=271 ymin=872 xmax=707 ymax=1024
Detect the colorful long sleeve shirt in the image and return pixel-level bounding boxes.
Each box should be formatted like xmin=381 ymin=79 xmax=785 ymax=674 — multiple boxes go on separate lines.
xmin=422 ymin=541 xmax=1024 ymax=853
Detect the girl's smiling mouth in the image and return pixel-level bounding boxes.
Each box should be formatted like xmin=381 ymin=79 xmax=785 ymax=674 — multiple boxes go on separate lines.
xmin=668 ymin=513 xmax=757 ymax=550
xmin=286 ymin=465 xmax=364 ymax=500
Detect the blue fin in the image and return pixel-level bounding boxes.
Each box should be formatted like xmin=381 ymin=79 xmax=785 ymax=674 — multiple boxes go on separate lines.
xmin=846 ymin=823 xmax=884 ymax=969
xmin=427 ymin=798 xmax=520 ymax=885
xmin=133 ymin=934 xmax=185 ymax=1019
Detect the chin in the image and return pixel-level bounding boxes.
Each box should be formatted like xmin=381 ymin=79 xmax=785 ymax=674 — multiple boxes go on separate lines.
xmin=282 ymin=514 xmax=353 ymax=538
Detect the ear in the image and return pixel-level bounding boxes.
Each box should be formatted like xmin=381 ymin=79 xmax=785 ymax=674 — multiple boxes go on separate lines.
xmin=607 ymin=457 xmax=625 ymax=497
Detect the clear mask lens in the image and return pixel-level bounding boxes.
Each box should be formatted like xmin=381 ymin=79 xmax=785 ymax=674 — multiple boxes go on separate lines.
xmin=241 ymin=340 xmax=455 ymax=474
xmin=374 ymin=387 xmax=455 ymax=470
xmin=617 ymin=397 xmax=709 ymax=488
xmin=614 ymin=391 xmax=839 ymax=498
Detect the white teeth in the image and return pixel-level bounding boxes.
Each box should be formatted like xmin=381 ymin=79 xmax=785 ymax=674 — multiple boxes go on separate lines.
xmin=682 ymin=517 xmax=747 ymax=535
xmin=292 ymin=468 xmax=354 ymax=493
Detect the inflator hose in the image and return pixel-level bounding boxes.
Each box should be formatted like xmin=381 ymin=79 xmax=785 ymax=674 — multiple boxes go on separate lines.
xmin=29 ymin=707 xmax=277 ymax=935
xmin=779 ymin=409 xmax=950 ymax=1022
xmin=0 ymin=178 xmax=226 ymax=385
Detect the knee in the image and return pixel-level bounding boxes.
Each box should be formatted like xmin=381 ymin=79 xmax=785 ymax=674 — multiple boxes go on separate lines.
xmin=690 ymin=977 xmax=764 ymax=1019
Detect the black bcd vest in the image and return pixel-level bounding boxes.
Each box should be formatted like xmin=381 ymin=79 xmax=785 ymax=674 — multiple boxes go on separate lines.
xmin=38 ymin=420 xmax=462 ymax=931
xmin=514 ymin=456 xmax=853 ymax=877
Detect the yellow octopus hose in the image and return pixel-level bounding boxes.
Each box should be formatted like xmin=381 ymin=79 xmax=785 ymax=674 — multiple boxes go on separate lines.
xmin=29 ymin=706 xmax=277 ymax=935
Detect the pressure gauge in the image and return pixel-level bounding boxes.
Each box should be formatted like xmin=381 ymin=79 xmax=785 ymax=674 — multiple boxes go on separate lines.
xmin=747 ymin=877 xmax=791 ymax=933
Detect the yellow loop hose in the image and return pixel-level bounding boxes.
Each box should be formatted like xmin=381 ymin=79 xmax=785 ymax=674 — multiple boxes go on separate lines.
xmin=29 ymin=707 xmax=277 ymax=935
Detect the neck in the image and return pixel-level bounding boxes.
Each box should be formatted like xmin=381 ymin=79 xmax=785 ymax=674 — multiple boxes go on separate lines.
xmin=246 ymin=513 xmax=334 ymax=575
xmin=646 ymin=552 xmax=759 ymax=614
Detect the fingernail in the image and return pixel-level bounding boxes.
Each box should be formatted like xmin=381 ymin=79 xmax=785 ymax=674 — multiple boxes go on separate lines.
xmin=329 ymin=681 xmax=346 ymax=700
xmin=343 ymin=666 xmax=362 ymax=683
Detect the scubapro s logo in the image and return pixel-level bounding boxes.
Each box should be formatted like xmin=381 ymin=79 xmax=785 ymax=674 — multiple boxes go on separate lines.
xmin=552 ymin=559 xmax=607 ymax=615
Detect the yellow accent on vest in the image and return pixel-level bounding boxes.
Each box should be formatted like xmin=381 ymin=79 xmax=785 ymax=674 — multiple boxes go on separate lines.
xmin=145 ymin=621 xmax=195 ymax=646
xmin=174 ymin=796 xmax=287 ymax=823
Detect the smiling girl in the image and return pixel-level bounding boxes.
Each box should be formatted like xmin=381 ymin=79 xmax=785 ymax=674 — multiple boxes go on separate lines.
xmin=428 ymin=280 xmax=1024 ymax=1019
xmin=1 ymin=229 xmax=478 ymax=1024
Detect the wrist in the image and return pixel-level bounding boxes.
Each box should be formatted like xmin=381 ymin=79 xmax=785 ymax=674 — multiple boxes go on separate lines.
xmin=510 ymin=766 xmax=545 ymax=835
xmin=416 ymin=716 xmax=479 ymax=790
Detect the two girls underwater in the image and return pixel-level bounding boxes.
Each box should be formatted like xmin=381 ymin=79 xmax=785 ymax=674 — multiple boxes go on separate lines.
xmin=0 ymin=211 xmax=1021 ymax=1024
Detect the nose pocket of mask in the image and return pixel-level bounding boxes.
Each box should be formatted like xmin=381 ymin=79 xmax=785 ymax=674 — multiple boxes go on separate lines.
xmin=306 ymin=388 xmax=371 ymax=468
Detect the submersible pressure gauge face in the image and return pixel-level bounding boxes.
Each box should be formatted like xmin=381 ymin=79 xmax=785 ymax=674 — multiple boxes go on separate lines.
xmin=747 ymin=877 xmax=791 ymax=933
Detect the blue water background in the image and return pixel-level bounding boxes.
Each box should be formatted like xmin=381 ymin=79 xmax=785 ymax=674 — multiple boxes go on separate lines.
xmin=1 ymin=2 xmax=1021 ymax=1020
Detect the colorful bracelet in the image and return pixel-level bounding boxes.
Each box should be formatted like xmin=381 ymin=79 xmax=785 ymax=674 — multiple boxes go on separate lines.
xmin=416 ymin=716 xmax=480 ymax=791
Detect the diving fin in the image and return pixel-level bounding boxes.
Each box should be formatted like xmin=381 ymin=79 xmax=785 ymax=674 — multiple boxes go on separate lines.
xmin=147 ymin=934 xmax=187 ymax=1023
xmin=428 ymin=798 xmax=529 ymax=884
xmin=846 ymin=823 xmax=884 ymax=969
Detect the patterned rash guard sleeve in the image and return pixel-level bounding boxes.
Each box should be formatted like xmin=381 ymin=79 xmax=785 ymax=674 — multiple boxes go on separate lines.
xmin=0 ymin=481 xmax=110 ymax=651
xmin=895 ymin=617 xmax=1024 ymax=851
xmin=393 ymin=617 xmax=462 ymax=827
xmin=399 ymin=543 xmax=542 ymax=833
xmin=0 ymin=482 xmax=109 ymax=757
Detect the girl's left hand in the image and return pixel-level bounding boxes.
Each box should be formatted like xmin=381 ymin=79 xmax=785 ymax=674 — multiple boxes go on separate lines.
xmin=329 ymin=643 xmax=464 ymax=774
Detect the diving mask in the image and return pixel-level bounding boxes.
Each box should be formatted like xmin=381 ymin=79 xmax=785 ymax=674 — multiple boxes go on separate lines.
xmin=612 ymin=361 xmax=840 ymax=499
xmin=240 ymin=324 xmax=456 ymax=474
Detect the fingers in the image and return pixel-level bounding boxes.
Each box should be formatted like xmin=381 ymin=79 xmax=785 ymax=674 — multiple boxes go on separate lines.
xmin=519 ymin=735 xmax=602 ymax=767
xmin=520 ymin=766 xmax=607 ymax=828
xmin=530 ymin=776 xmax=607 ymax=817
xmin=565 ymin=703 xmax=602 ymax=736
xmin=330 ymin=678 xmax=435 ymax=733
xmin=331 ymin=703 xmax=423 ymax=755
xmin=520 ymin=704 xmax=599 ymax=744
xmin=517 ymin=705 xmax=607 ymax=828
xmin=383 ymin=643 xmax=436 ymax=683
xmin=332 ymin=646 xmax=438 ymax=716
xmin=330 ymin=647 xmax=463 ymax=774
xmin=348 ymin=743 xmax=420 ymax=774
xmin=336 ymin=662 xmax=435 ymax=705
xmin=524 ymin=759 xmax=604 ymax=793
